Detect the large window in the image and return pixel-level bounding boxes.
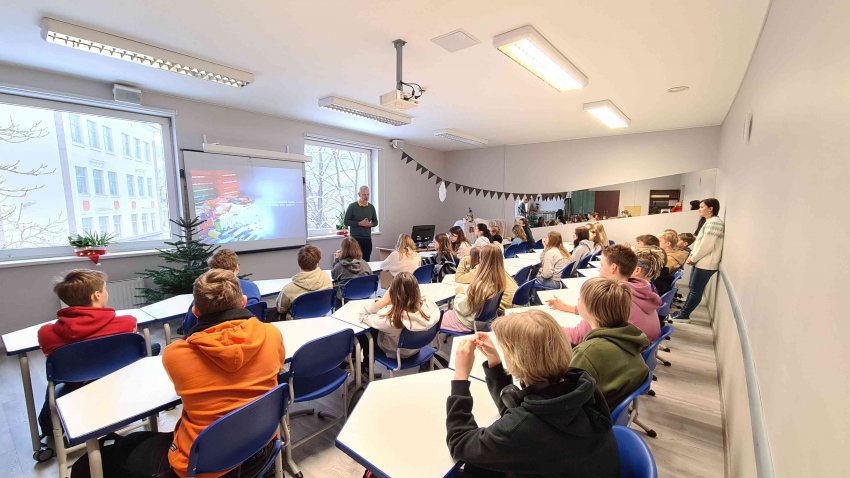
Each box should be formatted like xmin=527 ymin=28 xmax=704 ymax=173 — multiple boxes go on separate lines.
xmin=0 ymin=91 xmax=178 ymax=260
xmin=304 ymin=139 xmax=375 ymax=237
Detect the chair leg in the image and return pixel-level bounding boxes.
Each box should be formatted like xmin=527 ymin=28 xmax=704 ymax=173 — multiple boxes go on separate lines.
xmin=657 ymin=354 xmax=672 ymax=367
xmin=274 ymin=445 xmax=284 ymax=478
xmin=282 ymin=414 xmax=303 ymax=478
xmin=633 ymin=417 xmax=658 ymax=438
xmin=49 ymin=384 xmax=70 ymax=478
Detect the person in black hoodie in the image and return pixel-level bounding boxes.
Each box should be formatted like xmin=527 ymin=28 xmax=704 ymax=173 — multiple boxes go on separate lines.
xmin=446 ymin=310 xmax=619 ymax=478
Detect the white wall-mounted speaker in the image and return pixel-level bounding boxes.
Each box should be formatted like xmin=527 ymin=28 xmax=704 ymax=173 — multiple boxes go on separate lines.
xmin=113 ymin=84 xmax=142 ymax=104
xmin=390 ymin=139 xmax=405 ymax=149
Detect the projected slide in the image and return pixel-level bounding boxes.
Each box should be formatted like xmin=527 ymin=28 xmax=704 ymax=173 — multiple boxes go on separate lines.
xmin=183 ymin=151 xmax=306 ymax=251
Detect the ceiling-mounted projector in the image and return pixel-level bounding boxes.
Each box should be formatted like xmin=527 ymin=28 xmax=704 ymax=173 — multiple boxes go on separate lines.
xmin=381 ymin=39 xmax=424 ymax=110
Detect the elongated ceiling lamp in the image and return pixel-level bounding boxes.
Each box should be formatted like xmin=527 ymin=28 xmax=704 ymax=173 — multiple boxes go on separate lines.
xmin=583 ymin=100 xmax=630 ymax=128
xmin=493 ymin=25 xmax=588 ymax=92
xmin=318 ymin=96 xmax=412 ymax=126
xmin=41 ymin=17 xmax=254 ymax=88
xmin=433 ymin=129 xmax=489 ymax=146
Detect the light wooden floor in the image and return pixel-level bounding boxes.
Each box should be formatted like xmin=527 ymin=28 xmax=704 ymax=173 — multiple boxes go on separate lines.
xmin=0 ymin=295 xmax=724 ymax=478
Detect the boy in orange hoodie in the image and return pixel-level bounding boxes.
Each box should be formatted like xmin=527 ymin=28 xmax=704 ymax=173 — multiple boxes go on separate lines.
xmin=71 ymin=269 xmax=285 ymax=478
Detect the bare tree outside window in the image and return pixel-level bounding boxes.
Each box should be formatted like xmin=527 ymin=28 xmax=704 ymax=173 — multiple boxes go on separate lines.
xmin=304 ymin=143 xmax=369 ymax=236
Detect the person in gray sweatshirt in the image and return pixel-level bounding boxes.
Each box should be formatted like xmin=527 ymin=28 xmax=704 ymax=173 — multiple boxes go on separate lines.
xmin=571 ymin=226 xmax=599 ymax=265
xmin=332 ymin=237 xmax=372 ymax=302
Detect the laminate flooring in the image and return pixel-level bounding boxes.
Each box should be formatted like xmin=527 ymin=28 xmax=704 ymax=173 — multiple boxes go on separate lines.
xmin=0 ymin=292 xmax=724 ymax=478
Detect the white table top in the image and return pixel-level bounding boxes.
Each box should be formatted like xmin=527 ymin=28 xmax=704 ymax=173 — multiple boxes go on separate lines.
xmin=447 ymin=332 xmax=505 ymax=382
xmin=590 ymin=260 xmax=602 ymax=268
xmin=577 ymin=268 xmax=600 ymax=278
xmin=270 ymin=316 xmax=365 ymax=361
xmin=505 ymin=305 xmax=583 ymax=329
xmin=513 ymin=252 xmax=541 ymax=264
xmin=367 ymin=261 xmax=383 ymax=271
xmin=2 ymin=309 xmax=156 ymax=356
xmin=255 ymin=278 xmax=292 ymax=297
xmin=504 ymin=257 xmax=540 ymax=268
xmin=139 ymin=294 xmax=194 ymax=320
xmin=331 ymin=299 xmax=373 ymax=327
xmin=336 ymin=369 xmax=499 ymax=478
xmin=536 ymin=288 xmax=581 ymax=308
xmin=561 ymin=276 xmax=593 ymax=290
xmin=418 ymin=282 xmax=459 ymax=303
xmin=56 ymin=356 xmax=179 ymax=445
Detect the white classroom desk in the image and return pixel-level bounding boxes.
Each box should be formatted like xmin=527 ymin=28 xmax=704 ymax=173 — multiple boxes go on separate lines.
xmin=255 ymin=270 xmax=333 ymax=298
xmin=329 ymin=299 xmax=377 ymax=383
xmin=447 ymin=333 xmax=503 ymax=382
xmin=418 ymin=282 xmax=458 ymax=304
xmin=536 ymin=288 xmax=581 ymax=308
xmin=56 ymin=356 xmax=180 ymax=478
xmin=336 ymin=369 xmax=500 ymax=478
xmin=367 ymin=261 xmax=383 ymax=271
xmin=506 ymin=305 xmax=583 ymax=328
xmin=561 ymin=276 xmax=593 ymax=290
xmin=514 ymin=252 xmax=542 ymax=264
xmin=0 ymin=308 xmax=157 ymax=458
xmin=590 ymin=260 xmax=602 ymax=268
xmin=577 ymin=268 xmax=601 ymax=278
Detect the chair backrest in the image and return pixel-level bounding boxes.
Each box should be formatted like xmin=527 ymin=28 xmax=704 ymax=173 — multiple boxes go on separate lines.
xmin=187 ymin=383 xmax=288 ymax=478
xmin=655 ymin=288 xmax=678 ymax=317
xmin=474 ymin=292 xmax=504 ymax=332
xmin=589 ymin=249 xmax=602 ymax=262
xmin=246 ymin=301 xmax=268 ymax=322
xmin=610 ymin=373 xmax=653 ymax=426
xmin=671 ymin=269 xmax=684 ymax=285
xmin=342 ymin=274 xmax=379 ymax=300
xmin=291 ymin=288 xmax=335 ymax=319
xmin=534 ymin=239 xmax=544 ymax=249
xmin=515 ymin=242 xmax=529 ymax=254
xmin=46 ymin=333 xmax=147 ymax=383
xmin=577 ymin=253 xmax=593 ymax=270
xmin=503 ymin=244 xmax=518 ymax=259
xmin=290 ymin=329 xmax=355 ymax=381
xmin=397 ymin=317 xmax=443 ymax=351
xmin=613 ymin=426 xmax=658 ymax=478
xmin=528 ymin=263 xmax=542 ymax=281
xmin=412 ymin=263 xmax=436 ymax=284
xmin=511 ymin=280 xmax=536 ymax=307
xmin=513 ymin=265 xmax=532 ymax=284
xmin=641 ymin=326 xmax=674 ymax=375
xmin=609 ymin=239 xmax=616 ymax=246
xmin=560 ymin=260 xmax=578 ymax=279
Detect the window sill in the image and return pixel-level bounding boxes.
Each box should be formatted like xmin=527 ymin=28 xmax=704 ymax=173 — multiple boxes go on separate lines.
xmin=0 ymin=249 xmax=162 ymax=269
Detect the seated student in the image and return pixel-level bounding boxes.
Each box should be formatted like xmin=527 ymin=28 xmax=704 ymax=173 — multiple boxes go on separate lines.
xmin=449 ymin=226 xmax=473 ymax=259
xmin=455 ymin=247 xmax=481 ymax=284
xmin=589 ymin=222 xmax=609 ymax=250
xmin=509 ymin=224 xmax=527 ymax=246
xmin=358 ymin=272 xmax=440 ymax=359
xmin=677 ymin=232 xmax=696 ymax=253
xmin=332 ymin=237 xmax=373 ymax=302
xmin=570 ymin=277 xmax=651 ymax=410
xmin=548 ymin=245 xmax=662 ymax=345
xmin=38 ymin=269 xmax=138 ymax=439
xmin=182 ymin=248 xmax=262 ymax=333
xmin=488 ymin=222 xmax=504 ymax=244
xmin=518 ymin=217 xmax=535 ymax=251
xmin=446 ymin=310 xmax=619 ymax=477
xmin=472 ymin=223 xmax=492 ymax=248
xmin=658 ymin=231 xmax=689 ymax=271
xmin=571 ymin=226 xmax=597 ymax=263
xmin=534 ymin=231 xmax=571 ymax=289
xmin=634 ymin=234 xmax=661 ymax=248
xmin=442 ymin=245 xmax=517 ymax=332
xmin=70 ymin=270 xmax=285 ymax=478
xmin=276 ymin=244 xmax=332 ymax=320
xmin=635 ymin=246 xmax=673 ymax=296
xmin=381 ymin=233 xmax=422 ymax=278
xmin=536 ymin=217 xmax=546 ymax=227
xmin=429 ymin=233 xmax=458 ymax=283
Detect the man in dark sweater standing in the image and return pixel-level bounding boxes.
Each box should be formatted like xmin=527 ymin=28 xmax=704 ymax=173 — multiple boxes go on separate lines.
xmin=344 ymin=185 xmax=378 ymax=260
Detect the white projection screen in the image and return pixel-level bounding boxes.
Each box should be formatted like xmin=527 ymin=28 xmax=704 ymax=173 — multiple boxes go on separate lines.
xmin=182 ymin=151 xmax=307 ymax=252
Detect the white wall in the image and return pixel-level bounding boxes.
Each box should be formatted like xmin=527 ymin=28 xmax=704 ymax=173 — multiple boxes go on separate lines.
xmin=0 ymin=63 xmax=448 ymax=334
xmin=712 ymin=0 xmax=850 ymax=475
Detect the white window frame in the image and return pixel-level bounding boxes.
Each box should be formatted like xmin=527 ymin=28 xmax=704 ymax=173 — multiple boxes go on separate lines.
xmin=107 ymin=171 xmax=119 ymax=196
xmin=69 ymin=114 xmax=84 ymax=145
xmin=303 ymin=135 xmax=380 ymax=239
xmin=102 ymin=125 xmax=114 ymax=154
xmin=92 ymin=168 xmax=105 ymax=195
xmin=0 ymin=85 xmax=182 ymax=262
xmin=121 ymin=132 xmax=131 ymax=157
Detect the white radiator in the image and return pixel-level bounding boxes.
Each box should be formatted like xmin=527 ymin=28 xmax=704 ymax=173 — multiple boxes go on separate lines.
xmin=59 ymin=277 xmax=145 ymax=310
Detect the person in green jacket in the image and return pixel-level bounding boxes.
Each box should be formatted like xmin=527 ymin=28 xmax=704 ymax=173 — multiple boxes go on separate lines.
xmin=571 ymin=277 xmax=650 ymax=410
xmin=344 ymin=185 xmax=378 ymax=260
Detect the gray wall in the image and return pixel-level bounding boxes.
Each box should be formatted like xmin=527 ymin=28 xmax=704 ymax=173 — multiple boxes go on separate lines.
xmin=0 ymin=64 xmax=449 ymax=334
xmin=712 ymin=0 xmax=850 ymax=475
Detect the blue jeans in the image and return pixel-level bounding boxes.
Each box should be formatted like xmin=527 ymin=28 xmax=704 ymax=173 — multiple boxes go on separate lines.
xmin=680 ymin=267 xmax=717 ymax=318
xmin=534 ymin=276 xmax=562 ymax=289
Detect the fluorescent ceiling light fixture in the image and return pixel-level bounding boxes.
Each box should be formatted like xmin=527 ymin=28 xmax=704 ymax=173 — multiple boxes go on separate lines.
xmin=41 ymin=17 xmax=254 ymax=88
xmin=583 ymin=100 xmax=630 ymax=129
xmin=493 ymin=25 xmax=588 ymax=92
xmin=433 ymin=129 xmax=489 ymax=146
xmin=318 ymin=96 xmax=412 ymax=126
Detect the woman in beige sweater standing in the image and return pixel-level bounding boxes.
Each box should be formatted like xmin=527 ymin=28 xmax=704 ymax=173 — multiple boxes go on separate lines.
xmin=672 ymin=198 xmax=725 ymax=321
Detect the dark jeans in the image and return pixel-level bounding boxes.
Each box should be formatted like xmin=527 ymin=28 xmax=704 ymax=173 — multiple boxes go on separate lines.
xmin=680 ymin=267 xmax=717 ymax=318
xmin=354 ymin=237 xmax=372 ymax=261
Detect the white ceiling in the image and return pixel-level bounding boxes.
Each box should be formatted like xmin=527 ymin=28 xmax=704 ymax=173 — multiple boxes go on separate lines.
xmin=0 ymin=0 xmax=770 ymax=151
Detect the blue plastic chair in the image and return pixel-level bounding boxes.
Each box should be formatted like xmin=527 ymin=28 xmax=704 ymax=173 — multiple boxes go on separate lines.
xmin=589 ymin=249 xmax=603 ymax=263
xmin=187 ymin=383 xmax=288 ymax=478
xmin=290 ymin=289 xmax=335 ymax=319
xmin=577 ymin=253 xmax=593 ymax=270
xmin=642 ymin=326 xmax=675 ymax=386
xmin=282 ymin=329 xmax=354 ymax=478
xmin=656 ymin=288 xmax=678 ymax=319
xmin=511 ymin=280 xmax=536 ymax=307
xmin=513 ymin=264 xmax=533 ymax=285
xmin=247 ymin=301 xmax=268 ymax=322
xmin=610 ymin=373 xmax=656 ymax=438
xmin=534 ymin=239 xmax=543 ymax=249
xmin=560 ymin=260 xmax=578 ymax=280
xmin=474 ymin=292 xmax=504 ymax=332
xmin=515 ymin=242 xmax=529 ymax=254
xmin=46 ymin=333 xmax=150 ymax=475
xmin=341 ymin=274 xmax=379 ymax=305
xmin=613 ymin=426 xmax=659 ymax=478
xmin=609 ymin=239 xmax=616 ymax=246
xmin=412 ymin=263 xmax=436 ymax=284
xmin=503 ymin=244 xmax=518 ymax=259
xmin=374 ymin=318 xmax=443 ymax=376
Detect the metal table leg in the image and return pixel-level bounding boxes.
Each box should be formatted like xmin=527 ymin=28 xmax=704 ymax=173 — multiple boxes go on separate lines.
xmin=18 ymin=354 xmax=41 ymax=454
xmin=85 ymin=438 xmax=103 ymax=478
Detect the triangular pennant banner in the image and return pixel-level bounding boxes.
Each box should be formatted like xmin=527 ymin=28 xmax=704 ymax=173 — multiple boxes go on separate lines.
xmin=475 ymin=189 xmax=482 ymax=196
xmin=405 ymin=155 xmax=413 ymax=164
xmin=455 ymin=184 xmax=461 ymax=192
xmin=444 ymin=181 xmax=451 ymax=187
xmin=427 ymin=171 xmax=435 ymax=180
xmin=435 ymin=176 xmax=441 ymax=184
xmin=488 ymin=191 xmax=495 ymax=198
xmin=497 ymin=192 xmax=504 ymax=200
xmin=401 ymin=152 xmax=410 ymax=161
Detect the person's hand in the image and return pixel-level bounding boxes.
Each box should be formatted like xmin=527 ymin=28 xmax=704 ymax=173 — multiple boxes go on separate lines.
xmin=455 ymin=286 xmax=466 ymax=295
xmin=358 ymin=218 xmax=371 ymax=227
xmin=475 ymin=333 xmax=500 ymax=368
xmin=375 ymin=293 xmax=392 ymax=308
xmin=686 ymin=258 xmax=695 ymax=265
xmin=547 ymin=297 xmax=565 ymax=309
xmin=622 ymin=241 xmax=631 ymax=249
xmin=453 ymin=339 xmax=476 ymax=380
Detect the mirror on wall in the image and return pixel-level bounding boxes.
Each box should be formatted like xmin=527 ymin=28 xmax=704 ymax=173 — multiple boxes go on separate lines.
xmin=518 ymin=168 xmax=717 ymax=226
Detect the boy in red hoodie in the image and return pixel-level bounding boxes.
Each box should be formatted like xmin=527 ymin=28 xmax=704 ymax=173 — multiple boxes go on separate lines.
xmin=547 ymin=245 xmax=662 ymax=346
